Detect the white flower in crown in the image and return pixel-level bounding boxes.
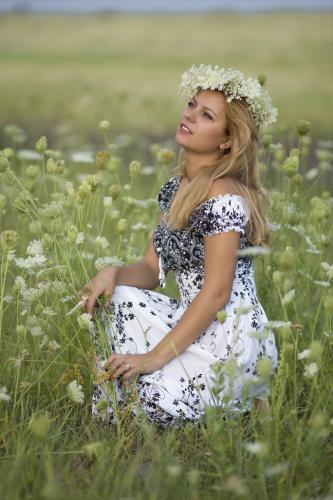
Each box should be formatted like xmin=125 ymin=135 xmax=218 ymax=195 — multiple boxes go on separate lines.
xmin=178 ymin=63 xmax=278 ymax=129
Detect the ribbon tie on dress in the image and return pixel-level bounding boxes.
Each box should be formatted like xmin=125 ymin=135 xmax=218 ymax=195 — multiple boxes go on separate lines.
xmin=156 ymin=246 xmax=166 ymax=288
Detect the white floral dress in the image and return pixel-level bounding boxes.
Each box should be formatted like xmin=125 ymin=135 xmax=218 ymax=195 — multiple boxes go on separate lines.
xmin=92 ymin=175 xmax=279 ymax=428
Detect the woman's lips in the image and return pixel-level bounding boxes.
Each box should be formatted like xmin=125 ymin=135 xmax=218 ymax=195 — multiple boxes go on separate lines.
xmin=179 ymin=123 xmax=192 ymax=134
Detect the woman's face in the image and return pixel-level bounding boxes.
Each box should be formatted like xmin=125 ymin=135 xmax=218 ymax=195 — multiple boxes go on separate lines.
xmin=175 ymin=89 xmax=231 ymax=154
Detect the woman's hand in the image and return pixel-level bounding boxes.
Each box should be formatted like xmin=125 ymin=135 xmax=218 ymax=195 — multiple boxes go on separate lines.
xmin=104 ymin=352 xmax=164 ymax=381
xmin=77 ymin=266 xmax=117 ymax=316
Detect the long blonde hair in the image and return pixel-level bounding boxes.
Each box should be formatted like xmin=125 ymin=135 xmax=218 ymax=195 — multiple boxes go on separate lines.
xmin=167 ymin=95 xmax=271 ymax=247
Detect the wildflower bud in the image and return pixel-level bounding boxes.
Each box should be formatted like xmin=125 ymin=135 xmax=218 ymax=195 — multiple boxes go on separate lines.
xmin=34 ymin=304 xmax=44 ymax=315
xmin=300 ymin=136 xmax=311 ymax=146
xmin=149 ymin=143 xmax=160 ymax=159
xmin=35 ymin=135 xmax=47 ymax=153
xmin=129 ymin=233 xmax=137 ymax=246
xmin=1 ymin=230 xmax=19 ymax=251
xmin=65 ymin=224 xmax=79 ymax=244
xmin=290 ymin=148 xmax=300 ymax=157
xmin=291 ymin=173 xmax=303 ymax=185
xmin=283 ymin=156 xmax=299 ymax=178
xmin=272 ymin=270 xmax=282 ymax=286
xmin=107 ymin=156 xmax=121 ymax=172
xmin=95 ymin=399 xmax=108 ymax=412
xmin=166 ymin=464 xmax=182 ymax=478
xmin=108 ymin=184 xmax=121 ymax=200
xmin=261 ymin=134 xmax=272 ymax=148
xmin=26 ymin=164 xmax=40 ymax=179
xmin=257 ymin=357 xmax=273 ymax=381
xmin=257 ymin=73 xmax=267 ymax=86
xmin=28 ymin=413 xmax=51 ymax=441
xmin=0 ymin=151 xmax=10 ymax=172
xmin=96 ymin=151 xmax=108 ymax=170
xmin=279 ymin=326 xmax=292 ymax=341
xmin=46 ymin=158 xmax=57 ymax=174
xmin=296 ymin=120 xmax=311 ymax=136
xmin=117 ymin=218 xmax=128 ymax=234
xmin=309 ymin=340 xmax=323 ymax=362
xmin=29 ymin=220 xmax=42 ymax=235
xmin=55 ymin=160 xmax=65 ymax=174
xmin=3 ymin=147 xmax=14 ymax=158
xmin=99 ymin=120 xmax=110 ymax=132
xmin=274 ymin=148 xmax=285 ymax=162
xmin=16 ymin=324 xmax=26 ymax=336
xmin=278 ymin=247 xmax=295 ymax=270
xmin=110 ymin=209 xmax=120 ymax=220
xmin=323 ymin=294 xmax=333 ymax=312
xmin=156 ymin=148 xmax=175 ymax=165
xmin=223 ymin=357 xmax=237 ymax=377
xmin=0 ymin=193 xmax=7 ymax=210
xmin=129 ymin=160 xmax=141 ymax=176
xmin=216 ymin=310 xmax=227 ymax=324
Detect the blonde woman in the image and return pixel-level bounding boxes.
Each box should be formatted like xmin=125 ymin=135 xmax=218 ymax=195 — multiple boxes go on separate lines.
xmin=78 ymin=64 xmax=279 ymax=428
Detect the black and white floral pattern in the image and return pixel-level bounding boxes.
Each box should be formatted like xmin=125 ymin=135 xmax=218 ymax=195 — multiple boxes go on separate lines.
xmin=92 ymin=175 xmax=279 ymax=429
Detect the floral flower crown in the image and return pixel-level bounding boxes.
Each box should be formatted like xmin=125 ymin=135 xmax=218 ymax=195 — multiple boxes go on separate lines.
xmin=178 ymin=63 xmax=278 ymax=129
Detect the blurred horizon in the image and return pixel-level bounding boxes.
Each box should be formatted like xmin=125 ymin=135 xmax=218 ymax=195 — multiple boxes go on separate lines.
xmin=1 ymin=0 xmax=333 ymax=13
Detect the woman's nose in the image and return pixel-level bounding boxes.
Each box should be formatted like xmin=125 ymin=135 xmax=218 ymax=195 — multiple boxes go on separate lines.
xmin=183 ymin=110 xmax=195 ymax=122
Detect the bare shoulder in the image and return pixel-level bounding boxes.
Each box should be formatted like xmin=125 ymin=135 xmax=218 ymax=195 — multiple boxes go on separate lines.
xmin=207 ymin=177 xmax=243 ymax=198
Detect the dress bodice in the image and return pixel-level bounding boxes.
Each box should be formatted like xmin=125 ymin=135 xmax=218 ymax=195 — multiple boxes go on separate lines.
xmin=152 ymin=175 xmax=255 ymax=300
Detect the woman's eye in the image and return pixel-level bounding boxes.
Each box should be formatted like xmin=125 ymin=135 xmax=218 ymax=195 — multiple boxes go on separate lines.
xmin=188 ymin=101 xmax=194 ymax=107
xmin=204 ymin=112 xmax=213 ymax=119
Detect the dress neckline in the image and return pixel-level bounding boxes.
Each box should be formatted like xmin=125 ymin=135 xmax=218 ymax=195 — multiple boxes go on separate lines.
xmin=172 ymin=174 xmax=248 ymax=212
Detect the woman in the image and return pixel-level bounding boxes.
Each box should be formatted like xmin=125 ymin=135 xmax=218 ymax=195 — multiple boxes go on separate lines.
xmin=78 ymin=64 xmax=279 ymax=429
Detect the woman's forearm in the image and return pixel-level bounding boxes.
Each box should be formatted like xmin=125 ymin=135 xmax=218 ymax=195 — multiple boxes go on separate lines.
xmin=151 ymin=289 xmax=229 ymax=366
xmin=114 ymin=260 xmax=159 ymax=290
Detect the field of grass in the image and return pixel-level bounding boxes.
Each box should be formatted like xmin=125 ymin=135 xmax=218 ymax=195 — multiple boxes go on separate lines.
xmin=0 ymin=11 xmax=332 ymax=500
xmin=0 ymin=117 xmax=333 ymax=498
xmin=0 ymin=12 xmax=333 ymax=148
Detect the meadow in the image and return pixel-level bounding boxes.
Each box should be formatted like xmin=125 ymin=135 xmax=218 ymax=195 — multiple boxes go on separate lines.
xmin=0 ymin=11 xmax=333 ymax=500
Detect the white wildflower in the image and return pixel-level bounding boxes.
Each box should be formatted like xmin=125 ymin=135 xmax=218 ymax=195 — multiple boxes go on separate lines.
xmin=281 ymin=288 xmax=295 ymax=305
xmin=103 ymin=196 xmax=113 ymax=208
xmin=42 ymin=307 xmax=57 ymax=316
xmin=95 ymin=256 xmax=125 ymax=271
xmin=304 ymin=362 xmax=319 ymax=378
xmin=13 ymin=276 xmax=27 ymax=292
xmin=30 ymin=326 xmax=44 ymax=337
xmin=26 ymin=239 xmax=44 ymax=256
xmin=237 ymin=246 xmax=271 ymax=257
xmin=244 ymin=441 xmax=269 ymax=456
xmin=0 ymin=386 xmax=11 ymax=402
xmin=75 ymin=232 xmax=85 ymax=245
xmin=298 ymin=349 xmax=311 ymax=360
xmin=77 ymin=312 xmax=95 ymax=332
xmin=15 ymin=254 xmax=47 ymax=272
xmin=67 ymin=380 xmax=84 ymax=404
xmin=81 ymin=251 xmax=94 ymax=260
xmin=95 ymin=236 xmax=109 ymax=249
xmin=320 ymin=262 xmax=333 ymax=281
xmin=48 ymin=339 xmax=60 ymax=351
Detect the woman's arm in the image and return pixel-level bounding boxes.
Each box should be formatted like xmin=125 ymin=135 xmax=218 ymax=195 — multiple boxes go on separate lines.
xmin=151 ymin=229 xmax=240 ymax=365
xmin=78 ymin=212 xmax=164 ymax=314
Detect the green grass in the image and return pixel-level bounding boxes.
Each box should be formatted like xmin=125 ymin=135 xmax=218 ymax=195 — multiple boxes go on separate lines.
xmin=0 ymin=12 xmax=332 ymax=148
xmin=0 ymin=124 xmax=332 ymax=498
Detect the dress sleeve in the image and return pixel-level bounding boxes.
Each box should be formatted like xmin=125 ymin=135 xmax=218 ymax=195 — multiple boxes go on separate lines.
xmin=189 ymin=195 xmax=250 ymax=237
xmin=157 ymin=176 xmax=178 ymax=214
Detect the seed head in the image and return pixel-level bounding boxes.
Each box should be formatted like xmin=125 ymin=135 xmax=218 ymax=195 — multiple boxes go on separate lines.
xmin=35 ymin=135 xmax=48 ymax=153
xmin=296 ymin=120 xmax=311 ymax=136
xmin=117 ymin=218 xmax=128 ymax=234
xmin=1 ymin=230 xmax=19 ymax=251
xmin=129 ymin=160 xmax=141 ymax=176
xmin=99 ymin=120 xmax=110 ymax=132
